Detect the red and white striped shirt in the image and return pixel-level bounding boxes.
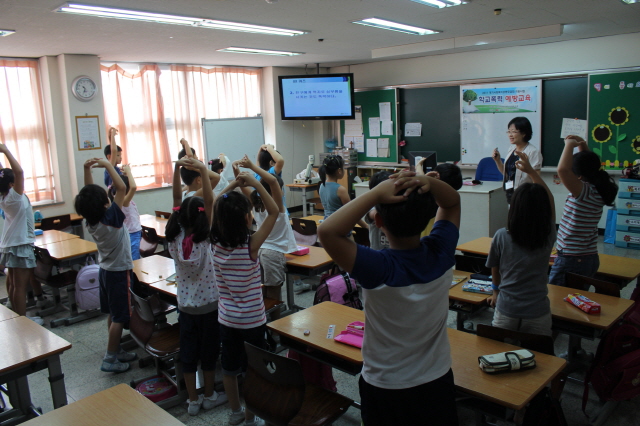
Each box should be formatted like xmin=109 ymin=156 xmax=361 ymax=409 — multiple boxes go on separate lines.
xmin=557 ymin=182 xmax=604 ymax=256
xmin=214 ymin=242 xmax=266 ymax=329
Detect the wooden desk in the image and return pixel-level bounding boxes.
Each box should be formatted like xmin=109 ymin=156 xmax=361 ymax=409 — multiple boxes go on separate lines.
xmin=448 ymin=270 xmax=489 ymax=330
xmin=296 ymin=215 xmax=362 ymax=228
xmin=140 ymin=214 xmax=168 ymax=239
xmin=0 ymin=303 xmax=19 ymax=322
xmin=34 ymin=213 xmax=83 ymax=229
xmin=286 ymin=183 xmax=319 ymax=217
xmin=269 ymin=302 xmax=566 ymax=411
xmin=284 ymin=245 xmax=334 ymax=312
xmin=133 ymin=255 xmax=177 ymax=302
xmin=0 ymin=316 xmax=71 ymax=423
xmin=456 ymin=237 xmax=492 ymax=256
xmin=21 ymin=384 xmax=185 ymax=426
xmin=35 ymin=230 xmax=80 ymax=247
xmin=44 ymin=238 xmax=97 ymax=261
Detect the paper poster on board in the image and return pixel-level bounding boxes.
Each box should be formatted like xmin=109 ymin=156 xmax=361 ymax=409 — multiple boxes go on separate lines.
xmin=460 ymin=80 xmax=542 ymax=165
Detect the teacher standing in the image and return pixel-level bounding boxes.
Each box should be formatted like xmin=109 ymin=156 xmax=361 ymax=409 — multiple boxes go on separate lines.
xmin=492 ymin=117 xmax=542 ymax=204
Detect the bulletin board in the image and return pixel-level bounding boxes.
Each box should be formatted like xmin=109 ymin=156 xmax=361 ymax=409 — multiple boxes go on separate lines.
xmin=340 ymin=89 xmax=398 ymax=164
xmin=588 ymin=70 xmax=640 ymax=169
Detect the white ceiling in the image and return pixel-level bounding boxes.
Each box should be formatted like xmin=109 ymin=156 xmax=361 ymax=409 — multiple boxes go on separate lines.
xmin=1 ymin=0 xmax=639 ymax=68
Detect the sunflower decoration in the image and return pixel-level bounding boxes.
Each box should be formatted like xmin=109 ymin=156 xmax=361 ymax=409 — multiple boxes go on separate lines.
xmin=632 ymin=136 xmax=640 ymax=155
xmin=609 ymin=107 xmax=629 ymax=126
xmin=592 ymin=124 xmax=612 ymax=143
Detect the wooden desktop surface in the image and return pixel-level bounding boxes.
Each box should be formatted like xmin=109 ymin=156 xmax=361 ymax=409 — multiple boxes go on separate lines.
xmin=0 ymin=304 xmax=19 ymax=322
xmin=44 ymin=239 xmax=97 ymax=261
xmin=548 ymin=284 xmax=634 ymax=330
xmin=35 ymin=230 xmax=80 ymax=246
xmin=34 ymin=213 xmax=83 ymax=229
xmin=133 ymin=255 xmax=177 ymax=298
xmin=140 ymin=214 xmax=168 ymax=239
xmin=21 ymin=384 xmax=185 ymax=426
xmin=268 ymin=302 xmax=565 ymax=411
xmin=0 ymin=316 xmax=72 ymax=374
xmin=286 ymin=183 xmax=319 ymax=189
xmin=285 ymin=245 xmax=333 ymax=269
xmin=448 ymin=271 xmax=489 ymax=304
xmin=296 ymin=215 xmax=362 ymax=228
xmin=456 ymin=237 xmax=492 ymax=256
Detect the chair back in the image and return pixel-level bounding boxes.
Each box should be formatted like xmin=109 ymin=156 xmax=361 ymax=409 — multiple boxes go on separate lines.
xmin=140 ymin=227 xmax=159 ymax=257
xmin=155 ymin=210 xmax=171 ymax=219
xmin=476 ymin=324 xmax=555 ymax=356
xmin=352 ymin=226 xmax=371 ymax=247
xmin=129 ymin=287 xmax=157 ymax=347
xmin=565 ymin=273 xmax=620 ymax=297
xmin=243 ymin=342 xmax=305 ymax=426
xmin=455 ymin=254 xmax=492 ymax=275
xmin=40 ymin=214 xmax=72 ymax=231
xmin=475 ymin=157 xmax=504 ymax=182
xmin=292 ymin=218 xmax=319 ymax=246
xmin=34 ymin=246 xmax=55 ymax=283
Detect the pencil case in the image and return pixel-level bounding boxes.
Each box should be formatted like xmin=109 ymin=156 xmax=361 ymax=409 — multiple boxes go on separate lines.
xmin=479 ymin=349 xmax=536 ymax=374
xmin=462 ymin=283 xmax=493 ymax=294
xmin=334 ymin=321 xmax=364 ymax=348
xmin=290 ymin=246 xmax=310 ymax=256
xmin=565 ymin=293 xmax=601 ymax=314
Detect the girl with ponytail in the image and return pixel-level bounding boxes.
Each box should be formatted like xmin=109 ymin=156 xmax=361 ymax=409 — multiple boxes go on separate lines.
xmin=549 ymin=135 xmax=618 ymax=287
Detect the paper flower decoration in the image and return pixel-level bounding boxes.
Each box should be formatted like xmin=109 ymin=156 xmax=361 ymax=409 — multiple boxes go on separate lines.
xmin=592 ymin=124 xmax=612 ymax=143
xmin=632 ymin=136 xmax=640 ymax=155
xmin=398 ymin=140 xmax=406 ymax=147
xmin=609 ymin=107 xmax=629 ymax=126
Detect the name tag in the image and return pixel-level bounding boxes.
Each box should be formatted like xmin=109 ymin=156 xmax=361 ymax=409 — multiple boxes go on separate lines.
xmin=505 ymin=180 xmax=514 ymax=190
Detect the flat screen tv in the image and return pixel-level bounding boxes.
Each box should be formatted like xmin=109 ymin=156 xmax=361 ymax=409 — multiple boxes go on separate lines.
xmin=279 ymin=73 xmax=355 ymax=120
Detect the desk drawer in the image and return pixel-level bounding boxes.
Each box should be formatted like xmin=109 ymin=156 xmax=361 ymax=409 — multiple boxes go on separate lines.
xmin=616 ymin=197 xmax=640 ymax=215
xmin=618 ymin=179 xmax=640 ymax=199
xmin=616 ymin=214 xmax=640 ymax=232
xmin=615 ymin=230 xmax=640 ymax=249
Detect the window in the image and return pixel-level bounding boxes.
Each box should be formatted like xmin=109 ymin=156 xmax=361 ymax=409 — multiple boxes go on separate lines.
xmin=101 ymin=63 xmax=261 ymax=188
xmin=0 ymin=59 xmax=55 ymax=202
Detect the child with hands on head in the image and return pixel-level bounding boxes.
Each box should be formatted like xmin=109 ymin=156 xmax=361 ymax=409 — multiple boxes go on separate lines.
xmin=165 ymin=157 xmax=227 ymax=415
xmin=104 ymin=127 xmax=123 ymax=187
xmin=178 ymin=138 xmax=220 ymax=200
xmin=318 ymin=169 xmax=461 ymax=426
xmin=75 ymin=157 xmax=137 ymax=373
xmin=212 ymin=170 xmax=279 ymax=426
xmin=108 ymin=164 xmax=142 ymax=260
xmin=486 ymin=151 xmax=556 ymax=336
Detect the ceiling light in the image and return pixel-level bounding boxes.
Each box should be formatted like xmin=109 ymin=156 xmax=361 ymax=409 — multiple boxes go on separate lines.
xmin=412 ymin=0 xmax=467 ymax=8
xmin=352 ymin=18 xmax=440 ymax=35
xmin=217 ymin=47 xmax=303 ymax=56
xmin=55 ymin=3 xmax=307 ymax=36
xmin=0 ymin=29 xmax=16 ymax=37
xmin=620 ymin=0 xmax=639 ymax=4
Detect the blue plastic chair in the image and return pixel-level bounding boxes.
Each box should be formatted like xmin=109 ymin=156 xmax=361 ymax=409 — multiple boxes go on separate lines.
xmin=475 ymin=157 xmax=504 ymax=182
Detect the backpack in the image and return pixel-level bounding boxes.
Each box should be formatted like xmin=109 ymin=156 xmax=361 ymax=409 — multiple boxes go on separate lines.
xmin=313 ymin=265 xmax=363 ymax=310
xmin=75 ymin=261 xmax=101 ymax=311
xmin=583 ymin=287 xmax=640 ymax=411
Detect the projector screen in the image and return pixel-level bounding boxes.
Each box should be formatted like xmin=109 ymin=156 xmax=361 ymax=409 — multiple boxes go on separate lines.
xmin=279 ymin=73 xmax=355 ymax=120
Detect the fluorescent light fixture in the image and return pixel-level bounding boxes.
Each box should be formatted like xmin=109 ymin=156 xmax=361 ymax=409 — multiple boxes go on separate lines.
xmin=217 ymin=47 xmax=303 ymax=56
xmin=412 ymin=0 xmax=467 ymax=8
xmin=620 ymin=0 xmax=638 ymax=4
xmin=55 ymin=3 xmax=307 ymax=36
xmin=0 ymin=29 xmax=16 ymax=37
xmin=352 ymin=18 xmax=440 ymax=35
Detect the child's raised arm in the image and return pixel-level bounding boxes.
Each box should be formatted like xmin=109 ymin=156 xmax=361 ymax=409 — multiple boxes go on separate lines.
xmin=516 ymin=151 xmax=556 ymax=223
xmin=0 ymin=144 xmax=24 ymax=195
xmin=264 ymin=144 xmax=284 ymax=174
xmin=239 ymin=154 xmax=285 ymax=213
xmin=193 ymin=159 xmax=214 ymax=226
xmin=122 ymin=164 xmax=137 ymax=208
xmin=108 ymin=127 xmax=118 ymax=167
xmin=179 ymin=138 xmax=194 ymax=159
xmin=95 ymin=159 xmax=126 ymax=207
xmin=558 ymin=136 xmax=585 ymax=199
xmin=238 ymin=172 xmax=278 ymax=260
xmin=83 ymin=158 xmax=101 ymax=186
xmin=172 ymin=162 xmax=182 ymax=208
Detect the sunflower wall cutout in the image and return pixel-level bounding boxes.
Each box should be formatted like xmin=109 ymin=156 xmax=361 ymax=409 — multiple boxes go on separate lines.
xmin=588 ymin=71 xmax=640 ymax=169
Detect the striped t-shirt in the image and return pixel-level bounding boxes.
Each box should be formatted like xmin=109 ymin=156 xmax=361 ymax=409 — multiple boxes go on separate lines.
xmin=557 ymin=182 xmax=604 ymax=255
xmin=214 ymin=242 xmax=266 ymax=329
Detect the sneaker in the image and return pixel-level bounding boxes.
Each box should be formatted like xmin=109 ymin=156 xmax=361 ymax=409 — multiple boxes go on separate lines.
xmin=228 ymin=408 xmax=245 ymax=425
xmin=187 ymin=394 xmax=204 ymax=416
xmin=36 ymin=297 xmax=55 ymax=310
xmin=100 ymin=359 xmax=130 ymax=373
xmin=293 ymin=281 xmax=312 ymax=294
xmin=203 ymin=391 xmax=228 ymax=410
xmin=27 ymin=316 xmax=44 ymax=326
xmin=116 ymin=350 xmax=138 ymax=362
xmin=245 ymin=416 xmax=265 ymax=426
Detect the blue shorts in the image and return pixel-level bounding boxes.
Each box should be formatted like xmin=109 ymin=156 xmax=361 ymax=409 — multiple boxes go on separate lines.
xmin=130 ymin=230 xmax=142 ymax=261
xmin=549 ymin=252 xmax=600 ymax=288
xmin=219 ymin=324 xmax=266 ymax=375
xmin=99 ymin=268 xmax=132 ymax=324
xmin=179 ymin=309 xmax=220 ymax=373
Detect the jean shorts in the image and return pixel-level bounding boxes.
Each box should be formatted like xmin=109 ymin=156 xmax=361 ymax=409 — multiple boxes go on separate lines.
xmin=549 ymin=251 xmax=599 ymax=288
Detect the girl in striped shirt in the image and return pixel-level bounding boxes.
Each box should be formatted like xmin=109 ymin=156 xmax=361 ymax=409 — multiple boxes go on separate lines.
xmin=549 ymin=136 xmax=618 ymax=288
xmin=211 ymin=171 xmax=278 ymax=426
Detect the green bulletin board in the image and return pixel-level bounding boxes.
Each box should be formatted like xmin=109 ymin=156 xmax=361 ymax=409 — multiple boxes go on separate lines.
xmin=588 ymin=71 xmax=640 ymax=169
xmin=340 ymin=89 xmax=398 ymax=163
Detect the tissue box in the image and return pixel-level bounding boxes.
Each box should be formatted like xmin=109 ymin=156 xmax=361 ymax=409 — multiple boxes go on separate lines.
xmin=290 ymin=246 xmax=309 ymax=256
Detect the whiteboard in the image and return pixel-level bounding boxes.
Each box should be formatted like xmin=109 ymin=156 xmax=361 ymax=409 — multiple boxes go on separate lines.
xmin=202 ymin=117 xmax=264 ymax=166
xmin=460 ymin=80 xmax=542 ymax=165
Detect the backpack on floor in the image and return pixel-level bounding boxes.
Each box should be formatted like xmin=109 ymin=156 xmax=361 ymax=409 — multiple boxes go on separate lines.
xmin=75 ymin=259 xmax=101 ymax=311
xmin=313 ymin=265 xmax=363 ymax=310
xmin=583 ymin=287 xmax=640 ymax=411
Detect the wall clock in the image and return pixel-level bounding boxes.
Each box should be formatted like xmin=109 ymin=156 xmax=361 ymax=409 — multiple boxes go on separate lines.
xmin=71 ymin=75 xmax=98 ymax=102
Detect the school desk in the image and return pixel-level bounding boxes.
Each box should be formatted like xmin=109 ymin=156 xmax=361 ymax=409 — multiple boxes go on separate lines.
xmin=284 ymin=245 xmax=334 ymax=313
xmin=448 ymin=270 xmax=487 ymax=330
xmin=44 ymin=238 xmax=98 ymax=261
xmin=295 ymin=215 xmax=363 ymax=228
xmin=139 ymin=214 xmax=168 ymax=239
xmin=267 ymin=301 xmax=566 ymax=411
xmin=132 ymin=255 xmax=177 ymax=304
xmin=34 ymin=213 xmax=83 ymax=229
xmin=20 ymin=383 xmax=186 ymax=426
xmin=0 ymin=303 xmax=19 ymax=322
xmin=34 ymin=230 xmax=80 ymax=247
xmin=286 ymin=183 xmax=319 ymax=217
xmin=0 ymin=316 xmax=71 ymax=424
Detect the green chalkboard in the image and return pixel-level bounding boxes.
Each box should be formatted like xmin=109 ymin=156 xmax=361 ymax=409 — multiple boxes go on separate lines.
xmin=340 ymin=89 xmax=398 ymax=163
xmin=397 ymin=77 xmax=588 ymax=166
xmin=588 ymin=71 xmax=640 ymax=169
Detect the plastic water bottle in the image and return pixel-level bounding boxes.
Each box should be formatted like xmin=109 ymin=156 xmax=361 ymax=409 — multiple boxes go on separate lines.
xmin=34 ymin=210 xmax=43 ymax=222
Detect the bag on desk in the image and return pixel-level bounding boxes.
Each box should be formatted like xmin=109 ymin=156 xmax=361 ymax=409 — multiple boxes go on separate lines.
xmin=478 ymin=349 xmax=536 ymax=374
xmin=313 ymin=266 xmax=363 ymax=310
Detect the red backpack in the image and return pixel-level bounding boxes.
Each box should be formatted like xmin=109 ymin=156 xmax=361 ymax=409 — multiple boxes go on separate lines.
xmin=583 ymin=287 xmax=640 ymax=411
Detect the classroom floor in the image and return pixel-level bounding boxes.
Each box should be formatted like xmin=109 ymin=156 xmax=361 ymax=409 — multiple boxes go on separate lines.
xmin=2 ymin=234 xmax=639 ymax=425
